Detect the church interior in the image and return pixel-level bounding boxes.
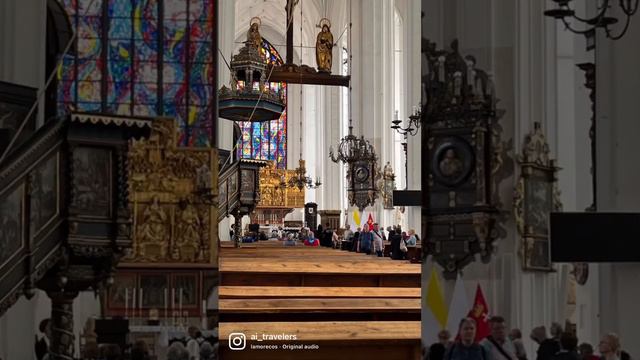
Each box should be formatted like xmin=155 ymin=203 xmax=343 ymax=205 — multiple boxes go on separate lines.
xmin=0 ymin=0 xmax=639 ymax=359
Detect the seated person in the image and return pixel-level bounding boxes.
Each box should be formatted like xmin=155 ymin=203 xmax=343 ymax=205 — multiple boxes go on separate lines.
xmin=284 ymin=233 xmax=297 ymax=246
xmin=304 ymin=231 xmax=319 ymax=246
xmin=332 ymin=231 xmax=340 ymax=248
xmin=242 ymin=232 xmax=255 ymax=243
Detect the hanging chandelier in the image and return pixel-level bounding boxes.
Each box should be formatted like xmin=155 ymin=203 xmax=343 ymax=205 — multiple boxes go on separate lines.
xmin=544 ymin=0 xmax=639 ymax=49
xmin=278 ymin=159 xmax=322 ymax=191
xmin=329 ymin=125 xmax=377 ymax=164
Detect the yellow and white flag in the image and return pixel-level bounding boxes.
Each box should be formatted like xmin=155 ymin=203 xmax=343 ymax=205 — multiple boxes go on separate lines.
xmin=353 ymin=209 xmax=361 ymax=227
xmin=423 ymin=267 xmax=448 ymax=345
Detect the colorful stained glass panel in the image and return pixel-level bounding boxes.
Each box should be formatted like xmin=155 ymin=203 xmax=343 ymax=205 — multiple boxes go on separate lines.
xmin=76 ymin=102 xmax=102 ymax=112
xmin=133 ymin=18 xmax=158 ymax=40
xmin=78 ymin=17 xmax=102 ymax=38
xmin=78 ymin=0 xmax=103 ymax=16
xmin=77 ymin=81 xmax=101 ymax=102
xmin=134 ymin=61 xmax=158 ymax=82
xmin=163 ymin=40 xmax=187 ymax=63
xmin=107 ymin=102 xmax=132 ymax=115
xmin=134 ymin=0 xmax=158 ymax=18
xmin=133 ymin=40 xmax=158 ymax=60
xmin=189 ymin=41 xmax=213 ymax=63
xmin=58 ymin=0 xmax=215 ymax=146
xmin=133 ymin=104 xmax=157 ymax=117
xmin=109 ymin=0 xmax=132 ymax=17
xmin=109 ymin=18 xmax=133 ymax=38
xmin=134 ymin=82 xmax=157 ymax=103
xmin=164 ymin=0 xmax=187 ymax=19
xmin=77 ymin=38 xmax=102 ymax=58
xmin=189 ymin=62 xmax=214 ymax=84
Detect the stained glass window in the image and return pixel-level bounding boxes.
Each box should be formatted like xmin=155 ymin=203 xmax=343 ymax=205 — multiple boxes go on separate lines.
xmin=236 ymin=38 xmax=287 ymax=168
xmin=57 ymin=0 xmax=216 ymax=147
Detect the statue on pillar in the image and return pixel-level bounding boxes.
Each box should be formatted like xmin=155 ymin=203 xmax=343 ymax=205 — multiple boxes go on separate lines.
xmin=316 ymin=19 xmax=334 ymax=73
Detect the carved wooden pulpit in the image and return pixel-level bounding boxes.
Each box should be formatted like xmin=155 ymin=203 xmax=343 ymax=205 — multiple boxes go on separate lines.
xmin=0 ymin=112 xmax=152 ymax=360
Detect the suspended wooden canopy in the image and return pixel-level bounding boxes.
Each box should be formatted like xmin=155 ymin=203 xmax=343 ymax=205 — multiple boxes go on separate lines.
xmin=268 ymin=64 xmax=350 ymax=87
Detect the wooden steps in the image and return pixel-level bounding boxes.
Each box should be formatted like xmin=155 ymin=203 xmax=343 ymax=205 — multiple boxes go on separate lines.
xmin=219 ymin=321 xmax=421 ymax=360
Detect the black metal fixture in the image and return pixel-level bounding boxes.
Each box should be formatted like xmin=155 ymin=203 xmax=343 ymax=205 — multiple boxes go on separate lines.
xmin=544 ymin=0 xmax=639 ymax=50
xmin=391 ymin=106 xmax=421 ymax=137
xmin=277 ymin=159 xmax=322 ymax=191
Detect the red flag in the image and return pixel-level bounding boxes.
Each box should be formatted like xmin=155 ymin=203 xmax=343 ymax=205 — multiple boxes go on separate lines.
xmin=467 ymin=284 xmax=490 ymax=342
xmin=366 ymin=213 xmax=374 ymax=228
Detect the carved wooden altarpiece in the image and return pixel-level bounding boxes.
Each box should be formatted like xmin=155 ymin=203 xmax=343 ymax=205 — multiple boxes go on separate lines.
xmin=251 ymin=161 xmax=305 ymax=225
xmin=107 ymin=118 xmax=218 ymax=318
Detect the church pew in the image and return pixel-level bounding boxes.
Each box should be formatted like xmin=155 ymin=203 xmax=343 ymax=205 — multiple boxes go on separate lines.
xmin=220 ymin=258 xmax=421 ymax=287
xmin=218 ymin=286 xmax=421 ymax=299
xmin=219 ymin=321 xmax=421 ymax=360
xmin=220 ymin=258 xmax=420 ymax=273
xmin=219 ymin=297 xmax=420 ymax=322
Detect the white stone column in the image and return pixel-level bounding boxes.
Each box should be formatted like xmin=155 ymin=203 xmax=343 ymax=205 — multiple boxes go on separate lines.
xmin=403 ymin=0 xmax=422 ymax=231
xmin=0 ymin=0 xmax=46 ymax=126
xmin=595 ymin=5 xmax=640 ymax=355
xmin=217 ymin=0 xmax=236 ymax=151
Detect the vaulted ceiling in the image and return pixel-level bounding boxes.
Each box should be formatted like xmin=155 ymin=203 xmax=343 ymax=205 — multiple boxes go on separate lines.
xmin=234 ymin=0 xmax=329 ymax=62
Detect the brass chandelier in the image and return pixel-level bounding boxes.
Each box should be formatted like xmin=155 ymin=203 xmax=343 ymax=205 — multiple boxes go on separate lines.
xmin=329 ymin=125 xmax=377 ymax=164
xmin=278 ymin=159 xmax=321 ymax=191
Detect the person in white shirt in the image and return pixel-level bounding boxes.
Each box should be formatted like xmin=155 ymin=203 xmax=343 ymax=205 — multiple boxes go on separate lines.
xmin=372 ymin=223 xmax=385 ymax=257
xmin=480 ymin=316 xmax=517 ymax=360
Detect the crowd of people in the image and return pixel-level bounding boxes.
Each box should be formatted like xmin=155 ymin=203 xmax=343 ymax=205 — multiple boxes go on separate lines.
xmin=341 ymin=223 xmax=419 ymax=259
xmin=232 ymin=221 xmax=421 ymax=258
xmin=424 ymin=317 xmax=631 ymax=360
xmin=34 ymin=321 xmax=217 ymax=360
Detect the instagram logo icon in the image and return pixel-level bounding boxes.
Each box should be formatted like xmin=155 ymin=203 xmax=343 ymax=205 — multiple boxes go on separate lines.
xmin=228 ymin=332 xmax=246 ymax=350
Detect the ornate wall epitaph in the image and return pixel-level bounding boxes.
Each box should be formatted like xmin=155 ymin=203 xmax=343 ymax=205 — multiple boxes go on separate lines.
xmin=514 ymin=122 xmax=561 ymax=271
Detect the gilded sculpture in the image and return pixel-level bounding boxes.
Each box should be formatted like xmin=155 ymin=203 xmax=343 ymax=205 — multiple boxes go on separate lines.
xmin=247 ymin=17 xmax=262 ymax=50
xmin=316 ymin=19 xmax=334 ymax=73
xmin=514 ymin=122 xmax=561 ymax=271
xmin=126 ymin=118 xmax=218 ymax=265
xmin=136 ymin=196 xmax=169 ymax=261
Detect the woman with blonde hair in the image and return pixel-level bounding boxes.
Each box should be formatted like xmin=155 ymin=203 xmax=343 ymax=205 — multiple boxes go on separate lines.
xmin=406 ymin=229 xmax=418 ymax=247
xmin=598 ymin=333 xmax=621 ymax=360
